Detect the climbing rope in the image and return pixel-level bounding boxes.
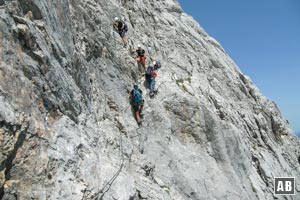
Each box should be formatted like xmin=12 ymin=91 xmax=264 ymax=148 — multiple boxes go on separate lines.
xmin=95 ymin=135 xmax=124 ymax=200
xmin=129 ymin=127 xmax=142 ymax=138
xmin=92 ymin=109 xmax=125 ymax=200
xmin=90 ymin=72 xmax=169 ymax=199
xmin=90 ymin=13 xmax=170 ymax=198
xmin=91 ymin=97 xmax=147 ymax=199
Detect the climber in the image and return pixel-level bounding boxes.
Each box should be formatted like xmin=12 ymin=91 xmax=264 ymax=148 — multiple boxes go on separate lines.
xmin=145 ymin=60 xmax=159 ymax=98
xmin=129 ymin=83 xmax=144 ymax=126
xmin=113 ymin=17 xmax=128 ymax=47
xmin=130 ymin=44 xmax=146 ymax=71
xmin=151 ymin=58 xmax=161 ymax=70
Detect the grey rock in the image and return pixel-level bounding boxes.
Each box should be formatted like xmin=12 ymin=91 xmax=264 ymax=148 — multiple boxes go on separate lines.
xmin=0 ymin=0 xmax=299 ymax=200
xmin=13 ymin=15 xmax=27 ymax=24
xmin=32 ymin=50 xmax=48 ymax=64
xmin=16 ymin=23 xmax=29 ymax=35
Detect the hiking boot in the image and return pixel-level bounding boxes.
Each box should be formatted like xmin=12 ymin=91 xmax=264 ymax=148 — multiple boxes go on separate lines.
xmin=137 ymin=121 xmax=142 ymax=126
xmin=123 ymin=43 xmax=127 ymax=48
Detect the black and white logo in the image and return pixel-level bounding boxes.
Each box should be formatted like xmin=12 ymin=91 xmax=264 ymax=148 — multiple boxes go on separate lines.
xmin=274 ymin=177 xmax=295 ymax=195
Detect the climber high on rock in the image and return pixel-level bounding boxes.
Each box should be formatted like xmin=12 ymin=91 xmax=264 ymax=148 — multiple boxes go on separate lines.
xmin=130 ymin=44 xmax=146 ymax=71
xmin=129 ymin=83 xmax=144 ymax=126
xmin=113 ymin=17 xmax=128 ymax=47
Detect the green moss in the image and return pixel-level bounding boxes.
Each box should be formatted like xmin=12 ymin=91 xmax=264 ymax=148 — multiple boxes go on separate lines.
xmin=176 ymin=78 xmax=184 ymax=85
xmin=182 ymin=84 xmax=189 ymax=93
xmin=252 ymin=144 xmax=257 ymax=150
xmin=187 ymin=77 xmax=192 ymax=83
xmin=176 ymin=77 xmax=192 ymax=85
xmin=175 ymin=76 xmax=193 ymax=95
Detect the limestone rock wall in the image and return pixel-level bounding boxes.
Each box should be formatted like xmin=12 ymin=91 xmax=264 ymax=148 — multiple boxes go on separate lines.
xmin=0 ymin=0 xmax=299 ymax=199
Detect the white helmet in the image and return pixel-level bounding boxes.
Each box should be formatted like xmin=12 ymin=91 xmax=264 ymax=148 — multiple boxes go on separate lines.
xmin=137 ymin=44 xmax=141 ymax=48
xmin=152 ymin=61 xmax=156 ymax=65
xmin=114 ymin=17 xmax=119 ymax=21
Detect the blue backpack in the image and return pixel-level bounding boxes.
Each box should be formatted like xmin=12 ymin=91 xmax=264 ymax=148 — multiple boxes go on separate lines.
xmin=132 ymin=89 xmax=142 ymax=102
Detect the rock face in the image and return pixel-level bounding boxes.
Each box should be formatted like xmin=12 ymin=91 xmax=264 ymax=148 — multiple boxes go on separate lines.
xmin=0 ymin=0 xmax=299 ymax=199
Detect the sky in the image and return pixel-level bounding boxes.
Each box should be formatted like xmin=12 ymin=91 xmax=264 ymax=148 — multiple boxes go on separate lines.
xmin=178 ymin=0 xmax=300 ymax=135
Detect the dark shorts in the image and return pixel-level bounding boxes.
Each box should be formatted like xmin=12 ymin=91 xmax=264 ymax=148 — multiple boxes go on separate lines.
xmin=119 ymin=30 xmax=127 ymax=38
xmin=132 ymin=100 xmax=144 ymax=112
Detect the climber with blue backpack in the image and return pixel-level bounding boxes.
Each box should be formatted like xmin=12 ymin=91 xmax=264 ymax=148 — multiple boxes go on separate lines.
xmin=129 ymin=83 xmax=144 ymax=126
xmin=145 ymin=59 xmax=161 ymax=98
xmin=113 ymin=17 xmax=128 ymax=47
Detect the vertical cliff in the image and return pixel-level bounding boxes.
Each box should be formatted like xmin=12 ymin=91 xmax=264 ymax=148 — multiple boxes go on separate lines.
xmin=0 ymin=0 xmax=299 ymax=199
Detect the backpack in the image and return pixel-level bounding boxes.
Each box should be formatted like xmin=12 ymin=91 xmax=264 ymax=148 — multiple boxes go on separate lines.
xmin=136 ymin=49 xmax=145 ymax=57
xmin=151 ymin=70 xmax=157 ymax=77
xmin=132 ymin=89 xmax=142 ymax=102
xmin=154 ymin=61 xmax=161 ymax=70
xmin=145 ymin=66 xmax=154 ymax=80
xmin=121 ymin=20 xmax=128 ymax=32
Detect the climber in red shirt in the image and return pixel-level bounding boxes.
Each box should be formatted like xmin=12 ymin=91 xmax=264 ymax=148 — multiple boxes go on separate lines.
xmin=130 ymin=44 xmax=147 ymax=71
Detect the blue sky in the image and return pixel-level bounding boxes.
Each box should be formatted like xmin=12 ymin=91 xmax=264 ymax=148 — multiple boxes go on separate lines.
xmin=178 ymin=0 xmax=300 ymax=135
